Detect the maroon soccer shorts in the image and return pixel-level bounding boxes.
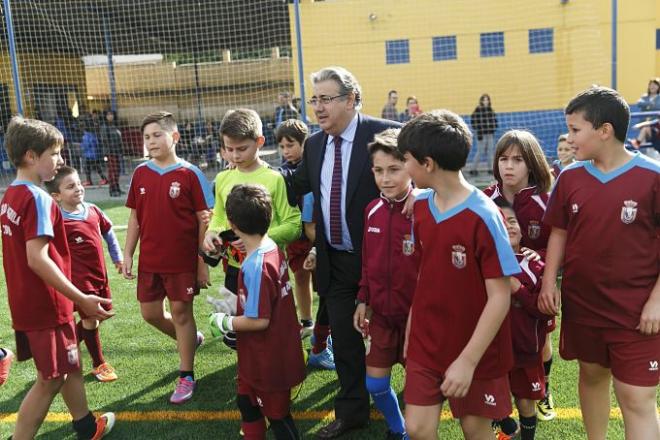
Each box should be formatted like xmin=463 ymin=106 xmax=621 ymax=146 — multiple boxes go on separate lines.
xmin=238 ymin=376 xmax=292 ymax=420
xmin=76 ymin=286 xmax=113 ymax=319
xmin=560 ymin=320 xmax=660 ymax=387
xmin=509 ymin=361 xmax=546 ymax=400
xmin=366 ymin=314 xmax=407 ymax=368
xmin=404 ymin=359 xmax=512 ymax=419
xmin=286 ymin=239 xmax=313 ymax=273
xmin=137 ymin=271 xmax=199 ymax=303
xmin=15 ymin=320 xmax=81 ymax=380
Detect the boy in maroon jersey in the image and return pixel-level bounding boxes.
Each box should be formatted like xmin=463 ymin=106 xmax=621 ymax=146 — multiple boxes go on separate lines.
xmin=539 ymin=87 xmax=660 ymax=439
xmin=210 ymin=184 xmax=305 ymax=440
xmin=123 ymin=111 xmax=214 ymax=404
xmin=494 ymin=199 xmax=551 ymax=440
xmin=1 ymin=116 xmax=114 ymax=439
xmin=45 ymin=166 xmax=123 ymax=383
xmin=352 ymin=128 xmax=417 ymax=439
xmin=398 ymin=111 xmax=520 ymax=440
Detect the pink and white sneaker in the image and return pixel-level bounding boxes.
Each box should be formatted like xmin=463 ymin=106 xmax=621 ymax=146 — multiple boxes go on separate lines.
xmin=169 ymin=376 xmax=196 ymax=404
xmin=0 ymin=348 xmax=14 ymax=386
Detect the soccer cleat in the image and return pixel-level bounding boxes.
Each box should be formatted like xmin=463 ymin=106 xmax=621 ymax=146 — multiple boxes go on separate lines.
xmin=494 ymin=426 xmax=520 ymax=440
xmin=91 ymin=412 xmax=115 ymax=440
xmin=308 ymin=346 xmax=335 ymax=370
xmin=536 ymin=393 xmax=557 ymax=421
xmin=92 ymin=362 xmax=118 ymax=383
xmin=170 ymin=376 xmax=196 ymax=404
xmin=0 ymin=348 xmax=14 ymax=386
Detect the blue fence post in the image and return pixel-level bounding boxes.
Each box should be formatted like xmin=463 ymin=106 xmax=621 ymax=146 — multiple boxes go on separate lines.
xmin=293 ymin=0 xmax=307 ymax=123
xmin=3 ymin=0 xmax=24 ymax=115
xmin=611 ymin=0 xmax=617 ymax=90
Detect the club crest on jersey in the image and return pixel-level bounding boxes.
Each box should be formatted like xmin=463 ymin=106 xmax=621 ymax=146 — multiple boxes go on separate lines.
xmin=620 ymin=200 xmax=637 ymax=224
xmin=169 ymin=181 xmax=181 ymax=199
xmin=527 ymin=221 xmax=541 ymax=240
xmin=451 ymin=244 xmax=466 ymax=269
xmin=402 ymin=234 xmax=414 ymax=256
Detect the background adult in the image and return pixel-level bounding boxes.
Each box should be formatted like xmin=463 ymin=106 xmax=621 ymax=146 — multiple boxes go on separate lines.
xmin=275 ymin=91 xmax=300 ymax=127
xmin=470 ymin=93 xmax=498 ymax=175
xmin=398 ymin=96 xmax=422 ymax=122
xmin=381 ymin=90 xmax=399 ymax=121
xmin=100 ymin=110 xmax=124 ymax=196
xmin=287 ymin=66 xmax=401 ymax=439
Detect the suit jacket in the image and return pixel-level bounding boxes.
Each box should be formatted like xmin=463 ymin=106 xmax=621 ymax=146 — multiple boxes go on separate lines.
xmin=290 ymin=113 xmax=402 ymax=295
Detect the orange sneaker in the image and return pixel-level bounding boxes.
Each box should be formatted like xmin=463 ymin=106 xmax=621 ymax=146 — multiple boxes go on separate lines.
xmin=0 ymin=348 xmax=13 ymax=386
xmin=92 ymin=362 xmax=118 ymax=382
xmin=91 ymin=412 xmax=115 ymax=440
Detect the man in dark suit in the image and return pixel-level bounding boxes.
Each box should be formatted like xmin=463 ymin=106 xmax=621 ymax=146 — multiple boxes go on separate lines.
xmin=288 ymin=66 xmax=402 ymax=439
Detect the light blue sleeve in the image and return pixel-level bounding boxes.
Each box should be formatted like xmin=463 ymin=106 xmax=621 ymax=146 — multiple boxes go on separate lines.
xmin=242 ymin=252 xmax=264 ymax=318
xmin=301 ymin=192 xmax=314 ymax=223
xmin=102 ymin=229 xmax=122 ymax=263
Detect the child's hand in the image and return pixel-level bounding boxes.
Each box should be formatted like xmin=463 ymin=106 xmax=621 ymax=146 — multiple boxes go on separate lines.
xmin=353 ymin=303 xmax=368 ymax=336
xmin=538 ymin=285 xmax=560 ymax=316
xmin=197 ymin=263 xmax=211 ymax=289
xmin=303 ymin=251 xmax=316 ymax=271
xmin=114 ymin=261 xmax=123 ymax=274
xmin=199 ymin=210 xmax=213 ymax=226
xmin=122 ymin=259 xmax=135 ymax=280
xmin=202 ymin=231 xmax=220 ymax=253
xmin=637 ymin=297 xmax=660 ymax=335
xmin=231 ymin=238 xmax=246 ymax=254
xmin=79 ymin=295 xmax=114 ymax=321
xmin=520 ymin=247 xmax=541 ymax=262
xmin=440 ymin=356 xmax=476 ymax=398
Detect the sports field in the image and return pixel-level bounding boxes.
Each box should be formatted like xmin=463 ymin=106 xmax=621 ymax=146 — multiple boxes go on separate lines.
xmin=0 ymin=201 xmax=654 ymax=439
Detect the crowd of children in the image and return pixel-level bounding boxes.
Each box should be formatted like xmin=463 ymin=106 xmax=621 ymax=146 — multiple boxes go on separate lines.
xmin=1 ymin=84 xmax=658 ymax=440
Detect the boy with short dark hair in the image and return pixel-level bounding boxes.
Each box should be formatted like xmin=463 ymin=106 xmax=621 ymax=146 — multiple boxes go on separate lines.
xmin=275 ymin=119 xmax=315 ymax=337
xmin=204 ymin=109 xmax=301 ymax=294
xmin=398 ymin=111 xmax=520 ymax=439
xmin=1 ymin=116 xmax=115 ymax=439
xmin=353 ymin=128 xmax=416 ymax=440
xmin=539 ymin=86 xmax=660 ymax=439
xmin=123 ymin=111 xmax=214 ymax=404
xmin=210 ymin=184 xmax=305 ymax=440
xmin=45 ymin=166 xmax=122 ymax=382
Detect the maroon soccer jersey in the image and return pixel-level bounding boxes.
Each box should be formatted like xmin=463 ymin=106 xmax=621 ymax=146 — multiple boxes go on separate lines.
xmin=407 ymin=188 xmax=520 ymax=380
xmin=126 ymin=161 xmax=213 ymax=273
xmin=544 ymin=153 xmax=660 ymax=329
xmin=484 ymin=183 xmax=550 ymax=253
xmin=510 ymin=255 xmax=551 ymax=367
xmin=62 ymin=203 xmax=113 ymax=292
xmin=1 ymin=181 xmax=73 ymax=331
xmin=236 ymin=238 xmax=305 ymax=392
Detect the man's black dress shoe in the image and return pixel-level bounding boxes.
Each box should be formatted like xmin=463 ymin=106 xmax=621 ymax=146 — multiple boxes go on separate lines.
xmin=315 ymin=418 xmax=368 ymax=439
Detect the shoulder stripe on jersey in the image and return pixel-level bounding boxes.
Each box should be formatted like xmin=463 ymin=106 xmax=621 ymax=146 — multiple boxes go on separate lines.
xmin=518 ymin=258 xmax=537 ymax=285
xmin=530 ymin=195 xmax=547 ymax=211
xmin=182 ymin=161 xmax=215 ymax=209
xmin=367 ymin=200 xmax=384 ymax=220
xmin=24 ymin=183 xmax=55 ymax=238
xmin=581 ymin=153 xmax=654 ymax=183
xmin=414 ymin=188 xmax=433 ymax=201
xmin=241 ymin=251 xmax=265 ymax=318
xmin=634 ymin=152 xmax=660 ymax=173
xmin=466 ymin=191 xmax=521 ymax=276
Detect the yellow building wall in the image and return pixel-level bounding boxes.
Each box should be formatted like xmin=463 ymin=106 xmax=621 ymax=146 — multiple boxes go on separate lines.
xmin=291 ymin=0 xmax=658 ymax=117
xmin=0 ymin=53 xmax=86 ymax=117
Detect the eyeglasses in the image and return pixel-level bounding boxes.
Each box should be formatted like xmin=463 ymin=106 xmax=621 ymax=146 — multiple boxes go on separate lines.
xmin=307 ymin=94 xmax=348 ymax=106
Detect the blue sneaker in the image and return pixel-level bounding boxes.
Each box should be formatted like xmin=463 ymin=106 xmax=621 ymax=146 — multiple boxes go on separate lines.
xmin=326 ymin=335 xmax=333 ymax=353
xmin=308 ymin=346 xmax=335 ymax=370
